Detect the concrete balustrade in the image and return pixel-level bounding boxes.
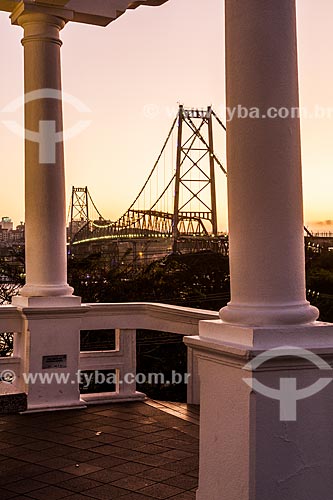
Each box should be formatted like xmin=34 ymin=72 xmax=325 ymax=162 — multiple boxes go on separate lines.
xmin=0 ymin=302 xmax=218 ymax=411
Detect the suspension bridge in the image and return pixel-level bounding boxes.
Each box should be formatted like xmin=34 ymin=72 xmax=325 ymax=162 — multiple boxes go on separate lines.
xmin=68 ymin=105 xmax=229 ymax=264
xmin=67 ymin=105 xmax=333 ymax=266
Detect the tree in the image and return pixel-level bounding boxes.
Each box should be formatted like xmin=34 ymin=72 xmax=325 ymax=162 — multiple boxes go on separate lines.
xmin=306 ymin=248 xmax=333 ymax=322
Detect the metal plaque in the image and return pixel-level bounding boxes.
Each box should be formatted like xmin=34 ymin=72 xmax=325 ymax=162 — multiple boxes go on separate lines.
xmin=42 ymin=355 xmax=67 ymax=369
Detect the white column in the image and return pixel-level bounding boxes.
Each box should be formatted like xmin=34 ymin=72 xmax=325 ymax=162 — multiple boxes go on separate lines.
xmin=185 ymin=1 xmax=333 ymax=499
xmin=220 ymin=0 xmax=318 ymax=326
xmin=14 ymin=11 xmax=73 ymax=299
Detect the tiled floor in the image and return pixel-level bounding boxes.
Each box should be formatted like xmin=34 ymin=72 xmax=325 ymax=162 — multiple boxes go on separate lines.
xmin=0 ymin=401 xmax=199 ymax=499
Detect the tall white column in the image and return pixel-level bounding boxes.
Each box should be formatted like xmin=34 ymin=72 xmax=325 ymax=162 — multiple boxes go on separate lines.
xmin=8 ymin=8 xmax=83 ymax=411
xmin=220 ymin=0 xmax=318 ymax=326
xmin=185 ymin=1 xmax=333 ymax=499
xmin=14 ymin=11 xmax=73 ymax=298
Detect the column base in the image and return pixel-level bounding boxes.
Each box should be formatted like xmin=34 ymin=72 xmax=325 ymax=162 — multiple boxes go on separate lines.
xmin=219 ymin=301 xmax=319 ymax=326
xmin=185 ymin=320 xmax=333 ymax=500
xmin=18 ymin=283 xmax=75 ymax=298
xmin=12 ymin=295 xmax=81 ymax=308
xmin=196 ymin=318 xmax=333 ymax=349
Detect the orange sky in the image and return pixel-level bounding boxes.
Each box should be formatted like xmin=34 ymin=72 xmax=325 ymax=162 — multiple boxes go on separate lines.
xmin=0 ymin=0 xmax=332 ymax=233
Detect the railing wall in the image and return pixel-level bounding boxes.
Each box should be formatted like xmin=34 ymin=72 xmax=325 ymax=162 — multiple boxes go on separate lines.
xmin=0 ymin=303 xmax=218 ymax=408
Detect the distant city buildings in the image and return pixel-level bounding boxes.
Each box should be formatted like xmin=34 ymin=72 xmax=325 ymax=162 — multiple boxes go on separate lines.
xmin=0 ymin=217 xmax=25 ymax=247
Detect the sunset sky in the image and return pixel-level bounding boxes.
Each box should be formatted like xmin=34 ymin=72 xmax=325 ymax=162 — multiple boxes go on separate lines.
xmin=0 ymin=0 xmax=332 ymax=233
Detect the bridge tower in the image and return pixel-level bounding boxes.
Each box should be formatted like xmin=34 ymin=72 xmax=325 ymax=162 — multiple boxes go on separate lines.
xmin=69 ymin=186 xmax=89 ymax=242
xmin=172 ymin=105 xmax=226 ymax=251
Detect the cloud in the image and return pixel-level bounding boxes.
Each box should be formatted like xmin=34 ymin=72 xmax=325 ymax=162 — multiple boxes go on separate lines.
xmin=314 ymin=220 xmax=333 ymax=226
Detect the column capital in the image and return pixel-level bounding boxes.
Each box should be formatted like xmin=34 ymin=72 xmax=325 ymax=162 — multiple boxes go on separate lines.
xmin=15 ymin=12 xmax=66 ymax=47
xmin=10 ymin=1 xmax=73 ymax=27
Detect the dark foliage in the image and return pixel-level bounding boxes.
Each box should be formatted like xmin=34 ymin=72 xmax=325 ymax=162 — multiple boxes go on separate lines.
xmin=69 ymin=251 xmax=231 ymax=310
xmin=0 ymin=248 xmax=24 ymax=356
xmin=306 ymin=248 xmax=333 ymax=322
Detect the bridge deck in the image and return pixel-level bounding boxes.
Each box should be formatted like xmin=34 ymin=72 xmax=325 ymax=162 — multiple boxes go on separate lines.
xmin=0 ymin=400 xmax=199 ymax=499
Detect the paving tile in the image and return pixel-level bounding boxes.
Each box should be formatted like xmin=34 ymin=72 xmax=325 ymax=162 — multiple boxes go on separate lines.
xmin=72 ymin=432 xmax=126 ymax=444
xmin=85 ymin=456 xmax=127 ymax=469
xmin=131 ymin=454 xmax=177 ymax=467
xmin=160 ymin=450 xmax=194 ymax=460
xmin=83 ymin=483 xmax=129 ymax=499
xmin=0 ymin=474 xmax=26 ymax=486
xmin=1 ymin=447 xmax=40 ymax=459
xmin=155 ymin=439 xmax=199 ymax=452
xmin=65 ymin=450 xmax=103 ymax=463
xmin=176 ymin=426 xmax=199 ymax=439
xmin=0 ymin=442 xmax=16 ymax=450
xmin=161 ymin=461 xmax=198 ymax=474
xmin=61 ymin=464 xmax=103 ymax=477
xmin=64 ymin=414 xmax=101 ymax=423
xmin=0 ymin=435 xmax=35 ymax=446
xmin=138 ymin=483 xmax=184 ymax=499
xmin=95 ymin=447 xmax=148 ymax=461
xmin=118 ymin=495 xmax=157 ymax=500
xmin=89 ymin=444 xmax=123 ymax=456
xmin=22 ymin=440 xmax=56 ymax=451
xmin=17 ymin=450 xmax=53 ymax=463
xmin=91 ymin=423 xmax=131 ymax=433
xmin=63 ymin=495 xmax=92 ymax=500
xmin=104 ymin=429 xmax=142 ymax=438
xmin=112 ymin=463 xmax=152 ymax=475
xmin=52 ymin=426 xmax=84 ymax=435
xmin=186 ymin=469 xmax=198 ymax=478
xmin=5 ymin=479 xmax=46 ymax=494
xmin=41 ymin=434 xmax=83 ymax=445
xmin=110 ymin=439 xmax=154 ymax=451
xmin=133 ymin=433 xmax=171 ymax=444
xmin=137 ymin=468 xmax=179 ymax=482
xmin=27 ymin=445 xmax=74 ymax=459
xmin=7 ymin=496 xmax=33 ymax=500
xmin=162 ymin=474 xmax=198 ymax=490
xmin=153 ymin=416 xmax=189 ymax=427
xmin=38 ymin=457 xmax=77 ymax=469
xmin=110 ymin=476 xmax=156 ymax=492
xmin=0 ymin=489 xmax=17 ymax=499
xmin=103 ymin=413 xmax=156 ymax=425
xmin=0 ymin=459 xmax=27 ymax=472
xmin=85 ymin=469 xmax=127 ymax=484
xmin=170 ymin=492 xmax=196 ymax=500
xmin=133 ymin=443 xmax=171 ymax=455
xmin=134 ymin=425 xmax=162 ymax=434
xmin=140 ymin=430 xmax=188 ymax=441
xmin=34 ymin=470 xmax=77 ymax=485
xmin=64 ymin=439 xmax=103 ymax=449
xmin=73 ymin=422 xmax=111 ymax=431
xmin=57 ymin=476 xmax=102 ymax=492
xmin=11 ymin=464 xmax=51 ymax=478
xmin=97 ymin=410 xmax=140 ymax=419
xmin=26 ymin=485 xmax=73 ymax=500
